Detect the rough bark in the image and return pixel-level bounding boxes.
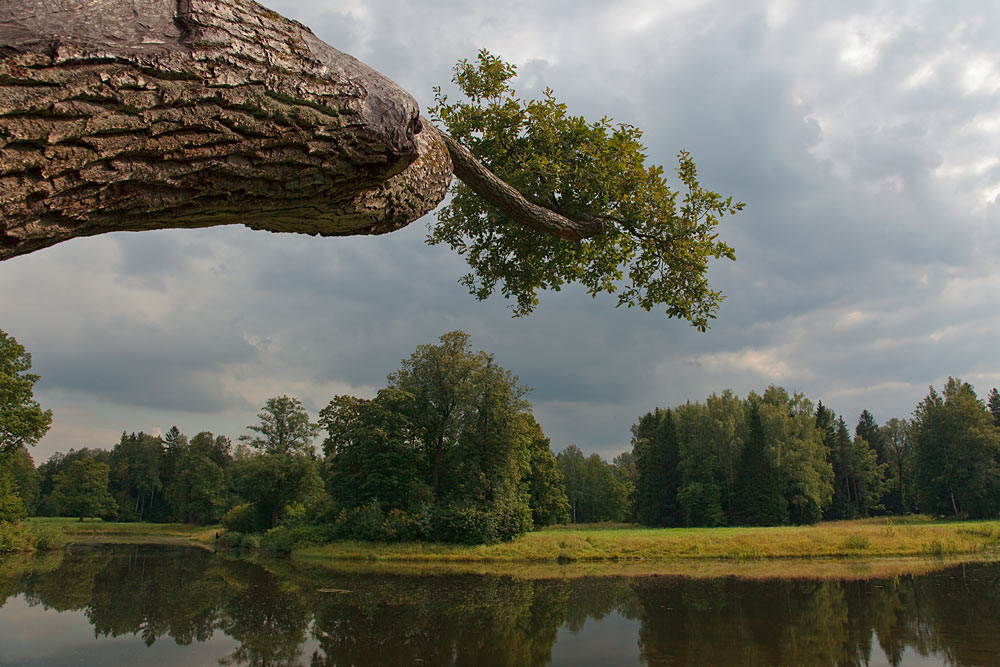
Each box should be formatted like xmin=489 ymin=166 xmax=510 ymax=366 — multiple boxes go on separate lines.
xmin=0 ymin=0 xmax=596 ymax=260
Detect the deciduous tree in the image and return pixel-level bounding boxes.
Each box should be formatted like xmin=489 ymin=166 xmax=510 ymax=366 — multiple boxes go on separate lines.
xmin=523 ymin=415 xmax=570 ymax=527
xmin=50 ymin=458 xmax=117 ymax=521
xmin=240 ymin=396 xmax=318 ymax=456
xmin=0 ymin=329 xmax=52 ymax=456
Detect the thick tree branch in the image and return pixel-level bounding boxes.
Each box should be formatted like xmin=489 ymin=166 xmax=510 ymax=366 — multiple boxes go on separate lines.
xmin=0 ymin=0 xmax=453 ymax=259
xmin=0 ymin=0 xmax=599 ymax=260
xmin=431 ymin=126 xmax=604 ymax=241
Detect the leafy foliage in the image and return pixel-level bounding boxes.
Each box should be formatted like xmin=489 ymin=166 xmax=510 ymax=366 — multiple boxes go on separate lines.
xmin=0 ymin=329 xmax=52 ymax=455
xmin=913 ymin=378 xmax=1000 ymax=518
xmin=49 ymin=458 xmax=117 ymax=521
xmin=240 ymin=396 xmax=318 ymax=455
xmin=631 ymin=387 xmax=834 ymax=527
xmin=320 ymin=331 xmax=546 ymax=543
xmin=556 ymin=445 xmax=632 ymax=523
xmin=319 ymin=389 xmax=428 ymax=513
xmin=523 ymin=415 xmax=571 ymax=527
xmin=231 ymin=448 xmax=324 ymax=531
xmin=0 ymin=447 xmax=39 ymax=521
xmin=430 ymin=51 xmax=743 ymax=325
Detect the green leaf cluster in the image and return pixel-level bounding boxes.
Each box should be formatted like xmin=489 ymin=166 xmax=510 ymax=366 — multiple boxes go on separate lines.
xmin=0 ymin=329 xmax=52 ymax=455
xmin=430 ymin=50 xmax=742 ymax=326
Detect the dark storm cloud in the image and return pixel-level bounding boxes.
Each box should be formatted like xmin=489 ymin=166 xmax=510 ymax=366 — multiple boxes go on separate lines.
xmin=2 ymin=0 xmax=998 ymax=460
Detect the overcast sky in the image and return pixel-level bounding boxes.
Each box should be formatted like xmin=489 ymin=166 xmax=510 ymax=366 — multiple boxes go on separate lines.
xmin=3 ymin=0 xmax=999 ymax=464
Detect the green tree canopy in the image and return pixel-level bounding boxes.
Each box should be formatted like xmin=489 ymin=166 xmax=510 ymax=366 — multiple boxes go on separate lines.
xmin=230 ymin=447 xmax=323 ymax=531
xmin=913 ymin=378 xmax=1000 ymax=518
xmin=632 ymin=408 xmax=682 ymax=527
xmin=319 ymin=331 xmax=545 ymax=543
xmin=240 ymin=396 xmax=318 ymax=456
xmin=882 ymin=417 xmax=914 ymax=514
xmin=557 ymin=445 xmax=631 ymax=523
xmin=50 ymin=457 xmax=117 ymax=521
xmin=0 ymin=445 xmax=41 ymax=522
xmin=319 ymin=389 xmax=428 ymax=513
xmin=523 ymin=415 xmax=570 ymax=527
xmin=988 ymin=388 xmax=1000 ymax=427
xmin=0 ymin=329 xmax=52 ymax=456
xmin=430 ymin=51 xmax=743 ymax=325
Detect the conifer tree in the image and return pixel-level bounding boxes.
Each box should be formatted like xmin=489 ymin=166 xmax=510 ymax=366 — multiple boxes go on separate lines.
xmin=732 ymin=402 xmax=787 ymax=526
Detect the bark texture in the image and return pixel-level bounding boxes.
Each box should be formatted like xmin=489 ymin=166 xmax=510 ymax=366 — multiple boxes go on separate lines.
xmin=0 ymin=0 xmax=451 ymax=259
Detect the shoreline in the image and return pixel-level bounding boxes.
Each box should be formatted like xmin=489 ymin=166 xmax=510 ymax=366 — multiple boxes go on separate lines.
xmin=20 ymin=516 xmax=1000 ymax=565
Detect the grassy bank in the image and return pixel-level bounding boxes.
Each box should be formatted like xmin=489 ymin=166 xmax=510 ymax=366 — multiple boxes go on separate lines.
xmin=295 ymin=516 xmax=1000 ymax=564
xmin=23 ymin=517 xmax=219 ymax=547
xmin=17 ymin=516 xmax=1000 ymax=565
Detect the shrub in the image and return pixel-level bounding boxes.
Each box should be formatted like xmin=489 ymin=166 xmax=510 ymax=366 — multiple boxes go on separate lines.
xmin=220 ymin=532 xmax=262 ymax=549
xmin=27 ymin=523 xmax=66 ymax=550
xmin=221 ymin=503 xmax=258 ymax=534
xmin=261 ymin=524 xmax=333 ymax=553
xmin=0 ymin=521 xmax=30 ymax=552
xmin=843 ymin=534 xmax=871 ymax=551
xmin=344 ymin=501 xmax=388 ymax=542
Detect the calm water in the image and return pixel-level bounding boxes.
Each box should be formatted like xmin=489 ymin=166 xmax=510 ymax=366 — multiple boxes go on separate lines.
xmin=1 ymin=544 xmax=998 ymax=666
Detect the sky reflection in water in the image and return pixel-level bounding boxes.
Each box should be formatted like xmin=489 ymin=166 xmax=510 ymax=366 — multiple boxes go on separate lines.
xmin=0 ymin=545 xmax=995 ymax=666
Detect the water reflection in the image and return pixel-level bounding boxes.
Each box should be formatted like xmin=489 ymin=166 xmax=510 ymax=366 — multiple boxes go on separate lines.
xmin=0 ymin=545 xmax=997 ymax=666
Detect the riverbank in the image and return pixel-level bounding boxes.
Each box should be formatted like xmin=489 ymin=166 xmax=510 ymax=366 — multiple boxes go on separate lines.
xmin=21 ymin=516 xmax=1000 ymax=563
xmin=23 ymin=518 xmax=218 ymax=547
xmin=295 ymin=516 xmax=1000 ymax=563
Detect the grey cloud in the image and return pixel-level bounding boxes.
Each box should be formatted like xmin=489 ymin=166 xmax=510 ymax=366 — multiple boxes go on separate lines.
xmin=3 ymin=0 xmax=999 ymax=461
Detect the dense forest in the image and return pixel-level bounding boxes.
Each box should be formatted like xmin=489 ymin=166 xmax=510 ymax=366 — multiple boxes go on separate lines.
xmin=632 ymin=383 xmax=1000 ymax=527
xmin=4 ymin=327 xmax=1000 ymax=544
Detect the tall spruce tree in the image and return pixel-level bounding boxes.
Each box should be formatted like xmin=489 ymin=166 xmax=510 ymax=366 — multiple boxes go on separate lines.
xmin=855 ymin=410 xmax=887 ymax=465
xmin=732 ymin=402 xmax=787 ymax=526
xmin=632 ymin=408 xmax=682 ymax=527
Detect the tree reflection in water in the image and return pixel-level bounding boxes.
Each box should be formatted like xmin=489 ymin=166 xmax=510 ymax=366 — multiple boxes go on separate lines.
xmin=1 ymin=545 xmax=998 ymax=666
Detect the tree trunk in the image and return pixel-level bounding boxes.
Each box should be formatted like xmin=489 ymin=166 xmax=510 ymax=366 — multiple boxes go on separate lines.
xmin=0 ymin=0 xmax=595 ymax=260
xmin=431 ymin=434 xmax=444 ymax=495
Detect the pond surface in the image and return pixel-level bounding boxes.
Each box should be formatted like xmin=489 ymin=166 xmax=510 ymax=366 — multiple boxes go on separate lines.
xmin=1 ymin=544 xmax=998 ymax=666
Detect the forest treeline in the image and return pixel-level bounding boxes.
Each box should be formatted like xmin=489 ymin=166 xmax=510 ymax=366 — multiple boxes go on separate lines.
xmin=5 ymin=328 xmax=1000 ymax=544
xmin=4 ymin=332 xmax=573 ymax=544
xmin=631 ymin=381 xmax=1000 ymax=527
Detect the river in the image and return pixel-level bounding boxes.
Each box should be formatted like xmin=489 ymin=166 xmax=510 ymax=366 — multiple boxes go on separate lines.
xmin=1 ymin=544 xmax=997 ymax=665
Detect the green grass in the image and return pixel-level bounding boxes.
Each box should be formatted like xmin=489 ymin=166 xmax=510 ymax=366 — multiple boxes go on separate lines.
xmin=21 ymin=516 xmax=1000 ymax=567
xmin=24 ymin=517 xmax=220 ymax=547
xmin=294 ymin=517 xmax=1000 ymax=564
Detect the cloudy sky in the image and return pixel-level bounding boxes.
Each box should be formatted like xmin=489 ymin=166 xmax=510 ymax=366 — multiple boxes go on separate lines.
xmin=3 ymin=0 xmax=999 ymax=464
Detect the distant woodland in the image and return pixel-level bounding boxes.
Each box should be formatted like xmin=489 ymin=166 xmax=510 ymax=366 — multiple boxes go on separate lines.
xmin=4 ymin=328 xmax=1000 ymax=545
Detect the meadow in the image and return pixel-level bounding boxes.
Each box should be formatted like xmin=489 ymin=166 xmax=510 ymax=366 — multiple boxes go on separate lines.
xmin=298 ymin=516 xmax=1000 ymax=562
